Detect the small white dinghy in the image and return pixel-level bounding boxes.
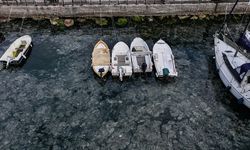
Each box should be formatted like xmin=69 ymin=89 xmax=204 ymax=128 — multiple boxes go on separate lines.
xmin=92 ymin=40 xmax=110 ymax=78
xmin=111 ymin=41 xmax=132 ymax=81
xmin=130 ymin=37 xmax=153 ymax=73
xmin=214 ymin=32 xmax=250 ymax=108
xmin=0 ymin=35 xmax=32 ymax=69
xmin=153 ymin=39 xmax=177 ymax=78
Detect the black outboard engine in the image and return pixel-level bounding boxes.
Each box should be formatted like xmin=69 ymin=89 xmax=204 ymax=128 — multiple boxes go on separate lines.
xmin=98 ymin=68 xmax=105 ymax=76
xmin=141 ymin=62 xmax=147 ymax=73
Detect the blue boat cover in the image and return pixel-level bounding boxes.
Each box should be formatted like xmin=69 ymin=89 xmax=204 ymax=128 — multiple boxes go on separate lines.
xmin=240 ymin=63 xmax=250 ymax=75
xmin=238 ymin=32 xmax=250 ymax=52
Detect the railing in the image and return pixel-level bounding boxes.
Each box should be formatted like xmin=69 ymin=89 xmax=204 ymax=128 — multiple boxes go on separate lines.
xmin=0 ymin=0 xmax=220 ymax=6
xmin=0 ymin=0 xmax=248 ymax=6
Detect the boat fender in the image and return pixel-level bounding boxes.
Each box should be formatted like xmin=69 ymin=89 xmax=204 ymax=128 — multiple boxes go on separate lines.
xmin=237 ymin=98 xmax=244 ymax=104
xmin=226 ymin=86 xmax=231 ymax=90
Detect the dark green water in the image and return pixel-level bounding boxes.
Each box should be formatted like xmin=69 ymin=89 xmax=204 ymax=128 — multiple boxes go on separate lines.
xmin=0 ymin=18 xmax=250 ymax=149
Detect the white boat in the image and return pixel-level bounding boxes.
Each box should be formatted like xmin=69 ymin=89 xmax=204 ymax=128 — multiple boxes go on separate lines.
xmin=214 ymin=0 xmax=250 ymax=108
xmin=214 ymin=32 xmax=250 ymax=108
xmin=92 ymin=40 xmax=110 ymax=78
xmin=0 ymin=35 xmax=32 ymax=69
xmin=111 ymin=41 xmax=132 ymax=81
xmin=153 ymin=39 xmax=177 ymax=78
xmin=130 ymin=37 xmax=153 ymax=73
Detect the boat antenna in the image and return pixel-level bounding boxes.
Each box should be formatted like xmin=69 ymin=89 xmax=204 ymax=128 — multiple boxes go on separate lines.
xmin=219 ymin=0 xmax=240 ymax=33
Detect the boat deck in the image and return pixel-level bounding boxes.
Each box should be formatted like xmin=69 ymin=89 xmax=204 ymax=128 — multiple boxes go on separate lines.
xmin=114 ymin=55 xmax=130 ymax=66
xmin=136 ymin=56 xmax=146 ymax=66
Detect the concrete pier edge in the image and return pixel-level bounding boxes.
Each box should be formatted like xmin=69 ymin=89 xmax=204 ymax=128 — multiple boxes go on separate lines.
xmin=0 ymin=2 xmax=249 ymax=18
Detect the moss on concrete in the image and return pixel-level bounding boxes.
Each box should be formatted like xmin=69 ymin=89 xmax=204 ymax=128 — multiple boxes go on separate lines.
xmin=132 ymin=16 xmax=144 ymax=23
xmin=116 ymin=18 xmax=128 ymax=27
xmin=95 ymin=18 xmax=108 ymax=26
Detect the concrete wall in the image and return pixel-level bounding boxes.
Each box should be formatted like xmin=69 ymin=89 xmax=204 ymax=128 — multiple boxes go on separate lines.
xmin=0 ymin=2 xmax=249 ymax=18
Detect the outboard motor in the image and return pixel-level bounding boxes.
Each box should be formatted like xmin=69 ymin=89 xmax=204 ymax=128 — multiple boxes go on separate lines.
xmin=6 ymin=56 xmax=12 ymax=69
xmin=118 ymin=67 xmax=124 ymax=81
xmin=141 ymin=62 xmax=147 ymax=73
xmin=98 ymin=68 xmax=105 ymax=77
xmin=162 ymin=68 xmax=170 ymax=77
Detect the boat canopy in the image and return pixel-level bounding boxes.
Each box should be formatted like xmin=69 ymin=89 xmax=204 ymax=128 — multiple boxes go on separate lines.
xmin=238 ymin=31 xmax=250 ymax=52
xmin=240 ymin=63 xmax=250 ymax=75
xmin=236 ymin=63 xmax=250 ymax=83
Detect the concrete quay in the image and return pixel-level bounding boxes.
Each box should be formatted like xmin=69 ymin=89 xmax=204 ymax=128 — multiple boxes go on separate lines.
xmin=0 ymin=1 xmax=249 ymax=18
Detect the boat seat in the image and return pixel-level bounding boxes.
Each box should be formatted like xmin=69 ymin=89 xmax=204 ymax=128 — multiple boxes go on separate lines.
xmin=12 ymin=50 xmax=20 ymax=58
xmin=21 ymin=40 xmax=27 ymax=46
xmin=16 ymin=47 xmax=24 ymax=52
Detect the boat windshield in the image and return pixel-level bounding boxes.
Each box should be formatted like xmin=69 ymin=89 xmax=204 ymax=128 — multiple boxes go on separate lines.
xmin=133 ymin=46 xmax=145 ymax=52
